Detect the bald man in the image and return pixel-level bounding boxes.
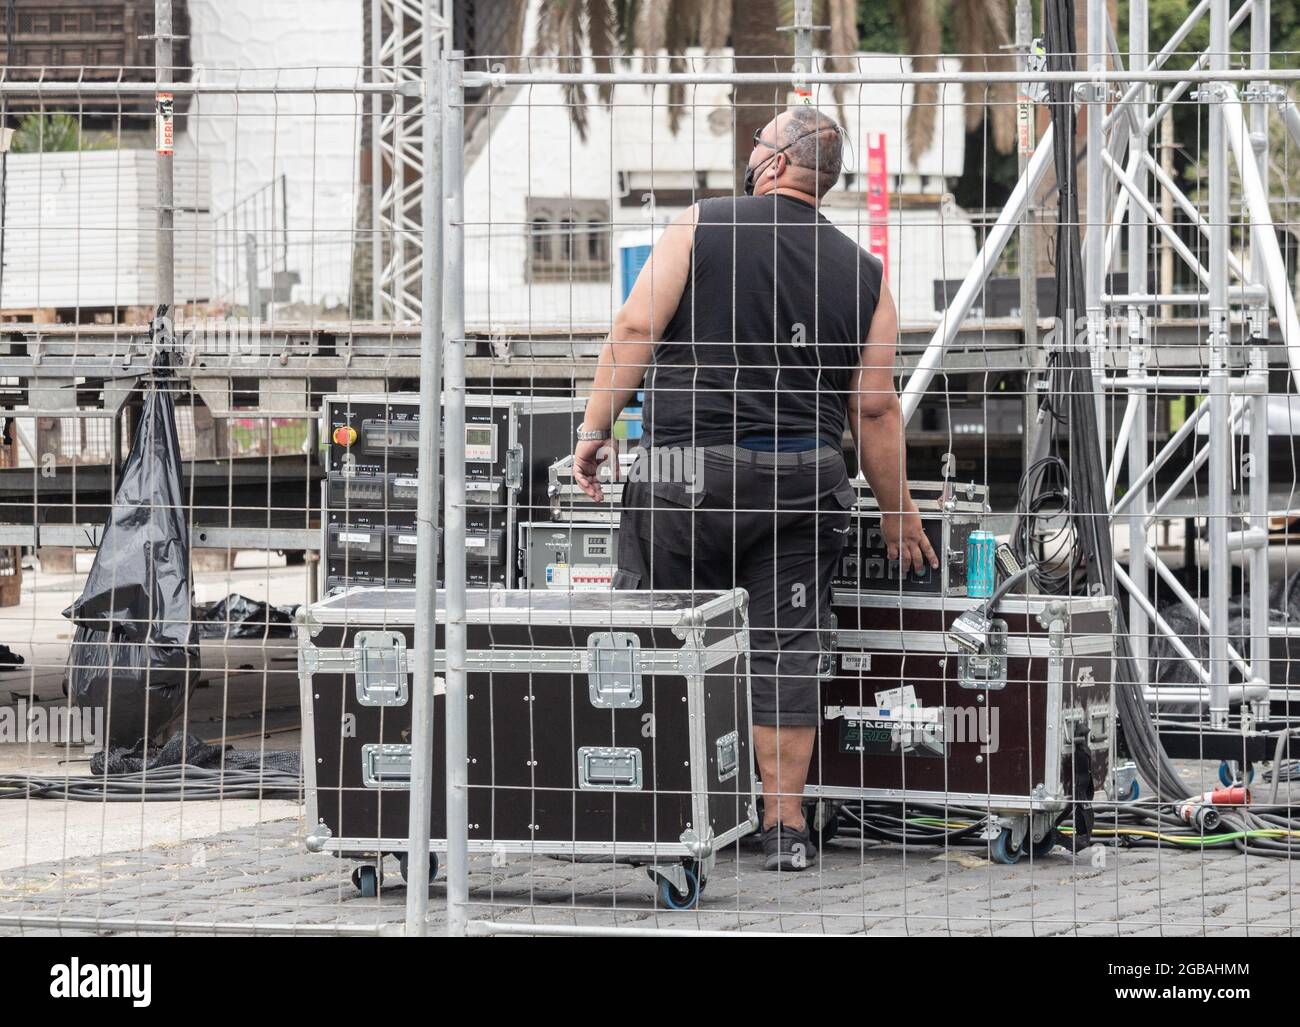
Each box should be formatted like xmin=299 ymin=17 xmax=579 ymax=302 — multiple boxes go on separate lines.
xmin=573 ymin=108 xmax=935 ymax=871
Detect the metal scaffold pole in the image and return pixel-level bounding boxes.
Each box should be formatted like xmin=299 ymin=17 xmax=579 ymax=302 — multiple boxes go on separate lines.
xmin=404 ymin=0 xmax=445 ymax=938
xmin=1246 ymin=0 xmax=1272 ymax=723
xmin=155 ymin=0 xmax=175 ymax=332
xmin=442 ymin=50 xmax=469 ymax=940
xmin=1207 ymin=0 xmax=1231 ymax=729
xmin=1127 ymin=0 xmax=1150 ymax=678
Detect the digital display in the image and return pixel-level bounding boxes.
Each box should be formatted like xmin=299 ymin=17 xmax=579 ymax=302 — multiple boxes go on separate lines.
xmin=464 ymin=424 xmax=496 ymax=462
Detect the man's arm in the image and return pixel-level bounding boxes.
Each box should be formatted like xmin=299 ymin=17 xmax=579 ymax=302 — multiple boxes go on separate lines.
xmin=574 ymin=204 xmax=697 ymax=500
xmin=847 ymin=279 xmax=938 ymax=575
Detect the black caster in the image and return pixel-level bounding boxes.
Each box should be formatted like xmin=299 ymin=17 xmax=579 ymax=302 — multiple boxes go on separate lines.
xmin=351 ymin=864 xmax=381 ymax=897
xmin=398 ymin=852 xmax=439 ymax=885
xmin=1026 ymin=829 xmax=1058 ymax=859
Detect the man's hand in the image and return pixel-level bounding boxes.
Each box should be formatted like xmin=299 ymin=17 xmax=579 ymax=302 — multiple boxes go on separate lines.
xmin=573 ymin=436 xmax=616 ymax=502
xmin=882 ymin=497 xmax=940 ymax=576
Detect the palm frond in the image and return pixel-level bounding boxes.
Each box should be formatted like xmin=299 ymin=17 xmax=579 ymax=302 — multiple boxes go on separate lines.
xmin=699 ymin=0 xmax=732 ymax=49
xmin=636 ymin=0 xmax=671 ymax=69
xmin=588 ymin=0 xmax=621 ymax=104
xmin=663 ymin=0 xmax=698 ymax=131
xmin=823 ymin=0 xmax=859 ymax=129
xmin=536 ymin=0 xmax=586 ymax=57
xmin=896 ymin=0 xmax=942 ymax=159
xmin=956 ymin=0 xmax=1016 ymax=153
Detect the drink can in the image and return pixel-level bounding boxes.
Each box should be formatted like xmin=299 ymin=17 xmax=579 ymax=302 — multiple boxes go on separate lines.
xmin=966 ymin=530 xmax=996 ymax=598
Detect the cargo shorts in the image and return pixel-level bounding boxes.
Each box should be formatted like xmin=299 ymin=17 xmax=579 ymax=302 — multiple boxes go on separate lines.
xmin=614 ymin=444 xmax=854 ymax=727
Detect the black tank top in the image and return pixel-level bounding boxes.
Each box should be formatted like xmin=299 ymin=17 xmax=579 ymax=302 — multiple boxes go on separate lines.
xmin=642 ymin=194 xmax=884 ymax=449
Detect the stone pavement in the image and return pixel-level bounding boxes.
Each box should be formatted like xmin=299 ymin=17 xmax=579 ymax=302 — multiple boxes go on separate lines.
xmin=0 ymin=814 xmax=1295 ymax=936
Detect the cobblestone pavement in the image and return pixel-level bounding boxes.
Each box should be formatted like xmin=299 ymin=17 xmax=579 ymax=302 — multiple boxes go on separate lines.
xmin=0 ymin=815 xmax=1295 ymax=936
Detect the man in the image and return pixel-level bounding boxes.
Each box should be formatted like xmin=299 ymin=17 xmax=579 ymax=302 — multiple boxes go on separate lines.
xmin=572 ymin=107 xmax=937 ymax=871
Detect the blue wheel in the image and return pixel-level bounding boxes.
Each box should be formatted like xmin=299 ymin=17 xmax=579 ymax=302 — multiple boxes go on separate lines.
xmin=990 ymin=829 xmax=1023 ymax=865
xmin=352 ymin=864 xmax=380 ymax=898
xmin=655 ymin=866 xmax=701 ymax=910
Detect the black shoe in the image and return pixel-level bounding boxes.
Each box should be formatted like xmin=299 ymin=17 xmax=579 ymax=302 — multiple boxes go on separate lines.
xmin=761 ymin=822 xmax=817 ymax=871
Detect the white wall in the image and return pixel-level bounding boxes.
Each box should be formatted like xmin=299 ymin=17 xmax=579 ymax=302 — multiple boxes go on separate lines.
xmin=179 ymin=0 xmax=364 ymax=309
xmin=464 ymin=52 xmax=976 ymax=330
xmin=0 ymin=151 xmax=210 ymax=309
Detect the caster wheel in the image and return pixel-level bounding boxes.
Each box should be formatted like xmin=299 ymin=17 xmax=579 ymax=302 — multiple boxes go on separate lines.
xmin=804 ymin=800 xmax=841 ymax=848
xmin=1026 ymin=829 xmax=1058 ymax=859
xmin=652 ymin=866 xmax=701 ymax=910
xmin=1219 ymin=761 xmax=1255 ymax=788
xmin=990 ymin=829 xmax=1023 ymax=865
xmin=352 ymin=864 xmax=380 ymax=897
xmin=398 ymin=852 xmax=439 ymax=885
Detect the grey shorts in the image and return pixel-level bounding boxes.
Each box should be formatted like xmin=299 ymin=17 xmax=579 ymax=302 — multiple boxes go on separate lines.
xmin=614 ymin=444 xmax=854 ymax=727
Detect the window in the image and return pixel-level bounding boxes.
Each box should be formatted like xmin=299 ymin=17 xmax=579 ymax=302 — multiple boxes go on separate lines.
xmin=526 ymin=197 xmax=610 ymax=282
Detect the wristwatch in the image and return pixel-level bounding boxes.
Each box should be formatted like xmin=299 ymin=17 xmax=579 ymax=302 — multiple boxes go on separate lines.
xmin=575 ymin=424 xmax=609 ymax=441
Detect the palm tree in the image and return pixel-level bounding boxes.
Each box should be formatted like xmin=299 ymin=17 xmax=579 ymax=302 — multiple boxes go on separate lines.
xmin=529 ymin=0 xmax=1016 ymax=185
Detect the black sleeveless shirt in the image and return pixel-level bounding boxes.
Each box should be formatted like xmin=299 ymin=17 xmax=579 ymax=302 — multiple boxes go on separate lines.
xmin=642 ymin=193 xmax=884 ymax=449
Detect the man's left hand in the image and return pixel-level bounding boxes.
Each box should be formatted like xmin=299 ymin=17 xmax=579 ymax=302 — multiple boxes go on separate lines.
xmin=573 ymin=437 xmax=615 ymax=502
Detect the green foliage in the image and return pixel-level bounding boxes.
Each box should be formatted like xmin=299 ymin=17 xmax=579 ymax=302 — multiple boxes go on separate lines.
xmin=9 ymin=113 xmax=116 ymax=154
xmin=857 ymin=2 xmax=902 ymax=52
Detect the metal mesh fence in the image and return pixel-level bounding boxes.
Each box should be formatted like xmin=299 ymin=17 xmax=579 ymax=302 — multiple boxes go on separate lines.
xmin=0 ymin=0 xmax=1297 ymax=940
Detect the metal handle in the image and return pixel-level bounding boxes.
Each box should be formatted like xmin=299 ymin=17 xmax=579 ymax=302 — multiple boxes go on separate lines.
xmin=362 ymin=744 xmax=413 ymax=788
xmin=587 ymin=631 xmax=643 ymax=708
xmin=353 ymin=630 xmax=409 ymax=706
xmin=577 ymin=747 xmax=643 ymax=790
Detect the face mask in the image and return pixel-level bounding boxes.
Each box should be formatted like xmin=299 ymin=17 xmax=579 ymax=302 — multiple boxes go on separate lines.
xmin=744 ymin=151 xmax=779 ymax=196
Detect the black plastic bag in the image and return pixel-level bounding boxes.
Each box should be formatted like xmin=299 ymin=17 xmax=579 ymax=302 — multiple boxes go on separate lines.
xmin=196 ymin=593 xmax=299 ymax=640
xmin=62 ymin=375 xmax=199 ymax=749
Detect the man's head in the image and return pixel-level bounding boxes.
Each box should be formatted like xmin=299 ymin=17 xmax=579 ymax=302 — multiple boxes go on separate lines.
xmin=744 ymin=108 xmax=844 ymax=201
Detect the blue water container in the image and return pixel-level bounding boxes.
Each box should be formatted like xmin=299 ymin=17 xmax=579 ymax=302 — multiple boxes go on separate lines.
xmin=966 ymin=530 xmax=997 ymax=598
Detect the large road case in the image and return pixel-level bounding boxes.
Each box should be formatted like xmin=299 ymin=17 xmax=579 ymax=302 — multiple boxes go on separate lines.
xmin=298 ymin=586 xmax=756 ymax=908
xmin=815 ymin=592 xmax=1116 ymax=863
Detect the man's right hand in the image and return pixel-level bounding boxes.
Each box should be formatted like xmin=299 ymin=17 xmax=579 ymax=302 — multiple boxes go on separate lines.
xmin=573 ymin=437 xmax=615 ymax=501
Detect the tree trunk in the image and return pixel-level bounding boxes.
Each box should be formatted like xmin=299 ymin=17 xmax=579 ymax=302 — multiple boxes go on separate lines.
xmin=730 ymin=0 xmax=787 ymax=192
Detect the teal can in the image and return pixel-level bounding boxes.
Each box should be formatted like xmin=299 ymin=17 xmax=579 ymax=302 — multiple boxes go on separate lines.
xmin=966 ymin=530 xmax=997 ymax=598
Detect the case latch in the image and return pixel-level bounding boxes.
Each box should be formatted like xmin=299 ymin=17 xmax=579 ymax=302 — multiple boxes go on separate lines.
xmin=577 ymin=746 xmax=643 ymax=790
xmin=353 ymin=630 xmax=409 ymax=706
xmin=716 ymin=731 xmax=739 ymax=781
xmin=587 ymin=632 xmax=643 ymax=708
xmin=957 ymin=618 xmax=1008 ymax=690
xmin=818 ymin=611 xmax=838 ymax=679
xmin=362 ymin=743 xmax=412 ymax=788
xmin=506 ymin=444 xmax=524 ymax=491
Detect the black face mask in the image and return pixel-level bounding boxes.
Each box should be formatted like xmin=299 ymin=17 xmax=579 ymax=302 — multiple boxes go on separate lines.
xmin=744 ymin=125 xmax=832 ymax=196
xmin=743 ymin=151 xmax=779 ymax=196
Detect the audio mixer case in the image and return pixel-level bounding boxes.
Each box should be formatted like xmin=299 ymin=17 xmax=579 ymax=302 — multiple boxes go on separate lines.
xmin=298 ymin=586 xmax=757 ymax=905
xmin=818 ymin=592 xmax=1117 ymax=861
xmin=321 ymin=393 xmax=581 ymax=592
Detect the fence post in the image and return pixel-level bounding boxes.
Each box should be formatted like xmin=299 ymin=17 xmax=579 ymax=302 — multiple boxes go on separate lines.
xmin=155 ymin=0 xmax=175 ymax=334
xmin=442 ymin=49 xmax=469 ymax=941
xmin=404 ymin=0 xmax=445 ymax=938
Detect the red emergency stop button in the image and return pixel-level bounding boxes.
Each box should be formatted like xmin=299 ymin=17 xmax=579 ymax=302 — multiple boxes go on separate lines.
xmin=332 ymin=425 xmax=357 ymax=447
